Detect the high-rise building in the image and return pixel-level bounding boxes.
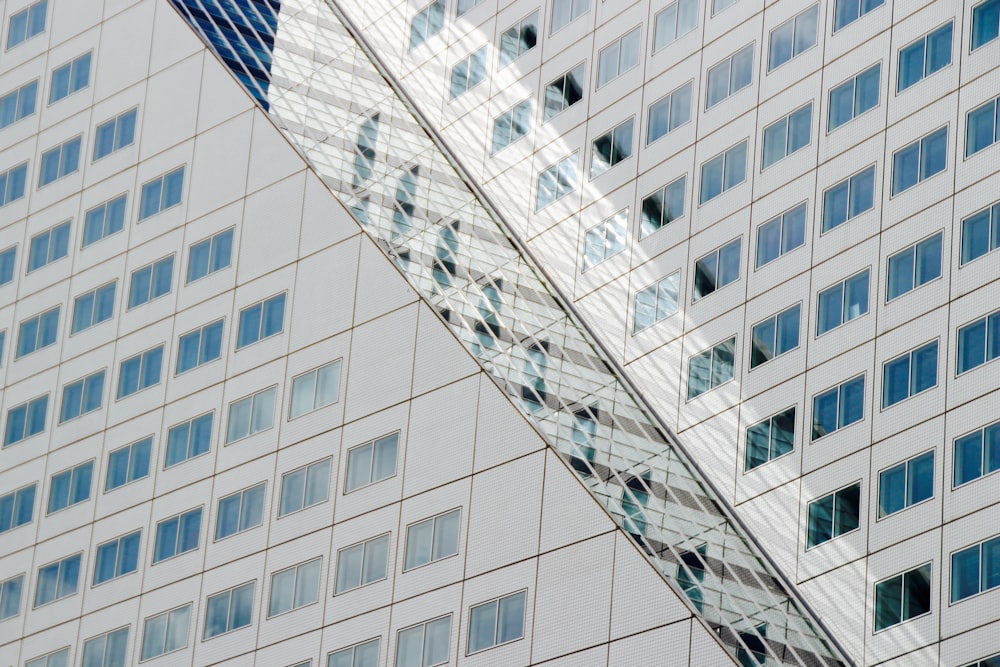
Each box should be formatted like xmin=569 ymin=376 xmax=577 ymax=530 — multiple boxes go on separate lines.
xmin=0 ymin=0 xmax=997 ymax=666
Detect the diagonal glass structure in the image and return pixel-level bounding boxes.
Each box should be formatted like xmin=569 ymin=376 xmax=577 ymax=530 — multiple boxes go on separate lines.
xmin=169 ymin=0 xmax=853 ymax=664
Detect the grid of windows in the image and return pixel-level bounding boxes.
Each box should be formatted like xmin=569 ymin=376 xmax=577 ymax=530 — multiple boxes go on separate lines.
xmin=34 ymin=553 xmax=81 ymax=607
xmin=59 ymin=370 xmax=104 ymax=422
xmin=237 ymin=293 xmax=286 ymax=348
xmin=812 ymin=375 xmax=865 ymax=440
xmin=396 ymin=615 xmax=451 ymax=667
xmin=28 ymin=220 xmax=71 ymax=272
xmin=653 ymin=0 xmax=697 ymax=51
xmin=279 ymin=458 xmax=331 ymax=516
xmin=16 ymin=306 xmax=59 ymax=358
xmin=882 ymin=340 xmax=938 ymax=407
xmin=6 ymin=0 xmax=46 ymax=49
xmin=633 ymin=272 xmax=680 ymax=333
xmin=891 ymin=126 xmax=948 ymax=195
xmin=591 ymin=118 xmax=633 ymax=178
xmin=706 ymin=45 xmax=753 ymax=109
xmin=176 ymin=319 xmax=223 ymax=374
xmin=499 ymin=12 xmax=537 ymax=68
xmin=647 ymin=82 xmax=692 ymax=144
xmin=83 ymin=194 xmax=127 ymax=247
xmin=762 ymin=103 xmax=811 ymax=169
xmin=957 ymin=308 xmax=1000 ymax=375
xmin=39 ymin=136 xmax=82 ymax=187
xmin=817 ymin=269 xmax=869 ymax=335
xmin=71 ymin=282 xmax=116 ymax=333
xmin=335 ymin=533 xmax=389 ymax=594
xmin=967 ymin=96 xmax=1000 ymax=157
xmin=951 ymin=536 xmax=1000 ymax=603
xmin=153 ymin=507 xmax=202 ymax=563
xmin=536 ymin=152 xmax=577 ymax=210
xmin=750 ymin=304 xmax=800 ymax=369
xmin=215 ymin=483 xmax=265 ymax=539
xmin=404 ymin=508 xmax=461 ymax=570
xmin=693 ymin=238 xmax=741 ymax=300
xmin=140 ymin=604 xmax=191 ymax=660
xmin=0 ymin=483 xmax=35 ymax=534
xmin=878 ymin=451 xmax=934 ymax=518
xmin=128 ymin=255 xmax=174 ymax=308
xmin=699 ymin=140 xmax=747 ymax=203
xmin=289 ymin=360 xmax=341 ymax=419
xmin=806 ymin=483 xmax=860 ymax=548
xmin=106 ymin=436 xmax=152 ymax=490
xmin=583 ymin=210 xmax=627 ymax=269
xmin=0 ymin=162 xmax=27 ymax=207
xmin=269 ymin=558 xmax=321 ymax=616
xmin=3 ymin=394 xmax=48 ymax=446
xmin=166 ymin=412 xmax=213 ymax=467
xmin=409 ymin=0 xmax=444 ymax=50
xmin=687 ymin=337 xmax=736 ymax=399
xmin=898 ymin=23 xmax=953 ymax=92
xmin=0 ymin=79 xmax=37 ymax=128
xmin=874 ymin=563 xmax=931 ymax=631
xmin=117 ymin=345 xmax=163 ymax=398
xmin=94 ymin=108 xmax=137 ymax=160
xmin=93 ymin=530 xmax=141 ymax=585
xmin=450 ymin=47 xmax=486 ymax=99
xmin=204 ymin=582 xmax=254 ymax=639
xmin=745 ymin=407 xmax=795 ymax=471
xmin=138 ymin=167 xmax=184 ymax=220
xmin=49 ymin=52 xmax=91 ymax=103
xmin=468 ymin=591 xmax=526 ymax=653
xmin=597 ymin=28 xmax=640 ymax=88
xmin=226 ymin=386 xmax=276 ymax=443
xmin=954 ymin=420 xmax=1000 ymax=488
xmin=768 ymin=5 xmax=818 ymax=71
xmin=491 ymin=99 xmax=531 ymax=154
xmin=543 ymin=64 xmax=584 ymax=121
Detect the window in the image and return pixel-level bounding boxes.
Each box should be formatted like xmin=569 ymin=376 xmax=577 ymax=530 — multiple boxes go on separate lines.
xmin=750 ymin=304 xmax=800 ymax=369
xmin=3 ymin=394 xmax=47 ymax=446
xmin=647 ymin=82 xmax=692 ymax=144
xmin=140 ymin=604 xmax=191 ymax=660
xmin=345 ymin=432 xmax=399 ymax=492
xmin=24 ymin=649 xmax=68 ymax=667
xmin=226 ymin=387 xmax=276 ymax=443
xmin=106 ymin=436 xmax=152 ymax=491
xmin=128 ymin=255 xmax=174 ymax=308
xmin=236 ymin=293 xmax=285 ymax=349
xmin=633 ymin=272 xmax=680 ymax=333
xmin=290 ymin=360 xmax=341 ymax=419
xmin=185 ymin=228 xmax=234 ymax=284
xmin=590 ymin=118 xmax=635 ymax=178
xmin=833 ymin=0 xmax=884 ymax=32
xmin=874 ymin=563 xmax=931 ymax=631
xmin=215 ymin=483 xmax=265 ymax=540
xmin=117 ymin=345 xmax=163 ymax=399
xmin=395 ymin=616 xmax=451 ymax=667
xmin=551 ymin=0 xmax=588 ymax=33
xmin=543 ymin=64 xmax=584 ymax=121
xmin=0 ymin=162 xmax=27 ymax=207
xmin=817 ymin=269 xmax=869 ymax=335
xmin=640 ymin=177 xmax=685 ymax=239
xmin=768 ymin=5 xmax=818 ymax=71
xmin=762 ymin=103 xmax=811 ymax=168
xmin=973 ymin=0 xmax=1000 ymax=50
xmin=499 ymin=12 xmax=537 ymax=68
xmin=335 ymin=534 xmax=389 ymax=594
xmin=954 ymin=420 xmax=1000 ymax=487
xmin=204 ymin=581 xmax=254 ymax=639
xmin=892 ymin=126 xmax=948 ymax=195
xmin=822 ymin=165 xmax=875 ymax=232
xmin=93 ymin=108 xmax=137 ymax=160
xmin=153 ymin=507 xmax=202 ymax=563
xmin=887 ymin=232 xmax=942 ymax=301
xmin=878 ymin=451 xmax=934 ymax=518
xmin=0 ymin=574 xmax=23 ymax=621
xmin=71 ymin=282 xmax=116 ymax=333
xmin=47 ymin=461 xmax=93 ymax=514
xmin=82 ymin=627 xmax=129 ymax=667
xmin=967 ymin=96 xmax=1000 ymax=157
xmin=811 ymin=375 xmax=865 ymax=440
xmin=279 ymin=458 xmax=331 ymax=516
xmin=583 ymin=210 xmax=627 ymax=269
xmin=176 ymin=319 xmax=223 ymax=374
xmin=93 ymin=530 xmax=141 ymax=584
xmin=699 ymin=140 xmax=747 ymax=203
xmin=59 ymin=370 xmax=104 ymax=422
xmin=491 ymin=98 xmax=531 ymax=154
xmin=957 ymin=309 xmax=1000 ymax=374
xmin=27 ymin=220 xmax=71 ymax=272
xmin=898 ymin=23 xmax=952 ymax=92
xmin=693 ymin=238 xmax=741 ymax=300
xmin=138 ymin=167 xmax=184 ymax=220
xmin=828 ymin=64 xmax=880 ymax=131
xmin=0 ymin=79 xmax=37 ymax=129
xmin=0 ymin=483 xmax=35 ymax=534
xmin=352 ymin=114 xmax=378 ymax=188
xmin=6 ymin=0 xmax=46 ymax=49
xmin=745 ymin=406 xmax=795 ymax=471
xmin=39 ymin=136 xmax=81 ymax=187
xmin=951 ymin=536 xmax=1000 ymax=603
xmin=597 ymin=28 xmax=640 ymax=88
xmin=456 ymin=0 xmax=482 ymax=16
xmin=83 ymin=194 xmax=127 ymax=247
xmin=756 ymin=202 xmax=806 ymax=268
xmin=468 ymin=590 xmax=526 ymax=653
xmin=806 ymin=482 xmax=860 ymax=547
xmin=269 ymin=558 xmax=321 ymax=616
xmin=0 ymin=246 xmax=15 ymax=285
xmin=961 ymin=201 xmax=1000 ymax=265
xmin=49 ymin=52 xmax=91 ymax=103
xmin=882 ymin=341 xmax=938 ymax=408
xmin=16 ymin=306 xmax=59 ymax=358
xmin=34 ymin=553 xmax=81 ymax=607
xmin=706 ymin=44 xmax=753 ymax=109
xmin=165 ymin=412 xmax=213 ymax=468
xmin=687 ymin=337 xmax=736 ymax=399
xmin=653 ymin=0 xmax=697 ymax=51
xmin=409 ymin=0 xmax=444 ymax=50
xmin=535 ymin=152 xmax=577 ymax=210
xmin=404 ymin=508 xmax=461 ymax=570
xmin=329 ymin=638 xmax=380 ymax=667
xmin=449 ymin=47 xmax=486 ymax=99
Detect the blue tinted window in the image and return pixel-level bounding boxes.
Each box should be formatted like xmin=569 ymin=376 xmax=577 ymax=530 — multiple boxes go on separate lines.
xmin=49 ymin=52 xmax=91 ymax=104
xmin=106 ymin=437 xmax=152 ymax=491
xmin=93 ymin=108 xmax=137 ymax=160
xmin=236 ymin=294 xmax=286 ymax=349
xmin=59 ymin=370 xmax=104 ymax=422
xmin=27 ymin=220 xmax=71 ymax=272
xmin=47 ymin=461 xmax=93 ymax=514
xmin=34 ymin=552 xmax=81 ymax=607
xmin=71 ymin=282 xmax=116 ymax=333
xmin=176 ymin=319 xmax=224 ymax=374
xmin=117 ymin=345 xmax=164 ymax=398
xmin=0 ymin=162 xmax=28 ymax=207
xmin=138 ymin=167 xmax=184 ymax=220
xmin=0 ymin=246 xmax=16 ymax=285
xmin=38 ymin=136 xmax=81 ymax=187
xmin=973 ymin=0 xmax=1000 ymax=50
xmin=3 ymin=394 xmax=47 ymax=446
xmin=153 ymin=508 xmax=201 ymax=562
xmin=93 ymin=530 xmax=141 ymax=584
xmin=0 ymin=484 xmax=35 ymax=534
xmin=83 ymin=194 xmax=127 ymax=247
xmin=165 ymin=413 xmax=213 ymax=468
xmin=811 ymin=375 xmax=864 ymax=440
xmin=128 ymin=255 xmax=174 ymax=308
xmin=186 ymin=228 xmax=233 ymax=283
xmin=6 ymin=0 xmax=46 ymax=49
xmin=0 ymin=80 xmax=37 ymax=128
xmin=16 ymin=307 xmax=59 ymax=358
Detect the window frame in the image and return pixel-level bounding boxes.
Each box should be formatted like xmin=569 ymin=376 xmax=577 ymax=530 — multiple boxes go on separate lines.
xmin=886 ymin=231 xmax=944 ymax=302
xmin=890 ymin=125 xmax=949 ymax=196
xmin=3 ymin=393 xmax=48 ymax=447
xmin=956 ymin=308 xmax=1000 ymax=376
xmin=0 ymin=573 xmax=24 ymax=621
xmin=466 ymin=589 xmax=528 ymax=655
xmin=70 ymin=280 xmax=116 ymax=334
xmin=965 ymin=95 xmax=1000 ymax=158
xmin=0 ymin=161 xmax=28 ymax=207
xmin=186 ymin=227 xmax=235 ymax=284
xmin=5 ymin=0 xmax=47 ymax=50
xmin=0 ymin=482 xmax=36 ymax=534
xmin=639 ymin=175 xmax=686 ymax=239
xmin=596 ymin=26 xmax=641 ymax=89
xmin=692 ymin=237 xmax=742 ymax=301
xmin=755 ymin=201 xmax=808 ymax=269
xmin=164 ymin=412 xmax=213 ymax=469
xmin=652 ymin=0 xmax=698 ymax=53
xmin=832 ymin=0 xmax=885 ymax=33
xmin=767 ymin=4 xmax=819 ymax=72
xmin=881 ymin=339 xmax=939 ymax=409
xmin=137 ymin=166 xmax=185 ymax=221
xmin=950 ymin=535 xmax=1000 ymax=604
xmin=827 ymin=63 xmax=881 ymax=132
xmin=744 ymin=406 xmax=796 ymax=472
xmin=535 ymin=151 xmax=578 ymax=211
xmin=498 ymin=11 xmax=538 ymax=69
xmin=761 ymin=102 xmax=813 ymax=170
xmin=873 ymin=562 xmax=932 ymax=632
xmin=45 ymin=460 xmax=93 ymax=515
xmin=749 ymin=303 xmax=801 ymax=370
xmin=105 ymin=435 xmax=153 ymax=492
xmin=0 ymin=79 xmax=38 ymax=129
xmin=698 ymin=139 xmax=748 ymax=204
xmin=288 ymin=359 xmax=342 ymax=420
xmin=27 ymin=219 xmax=71 ymax=273
xmin=214 ymin=482 xmax=266 ymax=541
xmin=395 ymin=614 xmax=452 ymax=667
xmin=33 ymin=552 xmax=82 ymax=608
xmin=139 ymin=602 xmax=191 ymax=661
xmin=490 ymin=98 xmax=532 ymax=155
xmin=127 ymin=254 xmax=174 ymax=310
xmin=409 ymin=0 xmax=445 ymax=51
xmin=815 ymin=268 xmax=870 ymax=336
xmin=175 ymin=318 xmax=224 ymax=375
xmin=821 ymin=164 xmax=877 ymax=232
xmin=810 ymin=373 xmax=866 ymax=441
xmin=152 ymin=507 xmax=202 ymax=564
xmin=92 ymin=529 xmax=141 ymax=586
xmin=550 ymin=0 xmax=589 ymax=35
xmin=58 ymin=368 xmax=105 ymax=423
xmin=632 ymin=271 xmax=680 ymax=334
xmin=953 ymin=419 xmax=1000 ymax=488
xmin=686 ymin=336 xmax=737 ymax=400
xmin=116 ymin=344 xmax=164 ymax=400
xmin=225 ymin=385 xmax=277 ymax=444
xmin=876 ymin=449 xmax=935 ymax=519
xmin=82 ymin=191 xmax=128 ymax=248
xmin=81 ymin=626 xmax=129 ymax=667
xmin=896 ymin=21 xmax=954 ymax=93
xmin=805 ymin=481 xmax=862 ymax=549
xmin=334 ymin=533 xmax=391 ymax=595
xmin=344 ymin=431 xmax=400 ymax=493
xmin=268 ymin=557 xmax=322 ymax=617
xmin=48 ymin=51 xmax=92 ymax=104
xmin=449 ymin=46 xmax=487 ymax=100
xmin=38 ymin=135 xmax=82 ymax=188
xmin=646 ymin=80 xmax=693 ymax=145
xmin=402 ymin=508 xmax=462 ymax=571
xmin=590 ymin=117 xmax=634 ymax=179
xmin=93 ymin=107 xmax=138 ymax=161
xmin=278 ymin=457 xmax=332 ymax=517
xmin=542 ymin=63 xmax=585 ymax=122
xmin=236 ymin=292 xmax=287 ymax=350
xmin=705 ymin=43 xmax=754 ymax=109
xmin=971 ymin=0 xmax=1000 ymax=51
xmin=203 ymin=580 xmax=256 ymax=640
xmin=582 ymin=209 xmax=627 ymax=270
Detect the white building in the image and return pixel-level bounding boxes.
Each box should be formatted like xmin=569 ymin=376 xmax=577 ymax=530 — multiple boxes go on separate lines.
xmin=0 ymin=0 xmax=998 ymax=665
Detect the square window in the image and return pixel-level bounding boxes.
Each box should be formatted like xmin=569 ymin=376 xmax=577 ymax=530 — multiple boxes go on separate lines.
xmin=403 ymin=508 xmax=461 ymax=570
xmin=49 ymin=52 xmax=91 ymax=104
xmin=140 ymin=603 xmax=191 ymax=660
xmin=225 ymin=386 xmax=276 ymax=443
